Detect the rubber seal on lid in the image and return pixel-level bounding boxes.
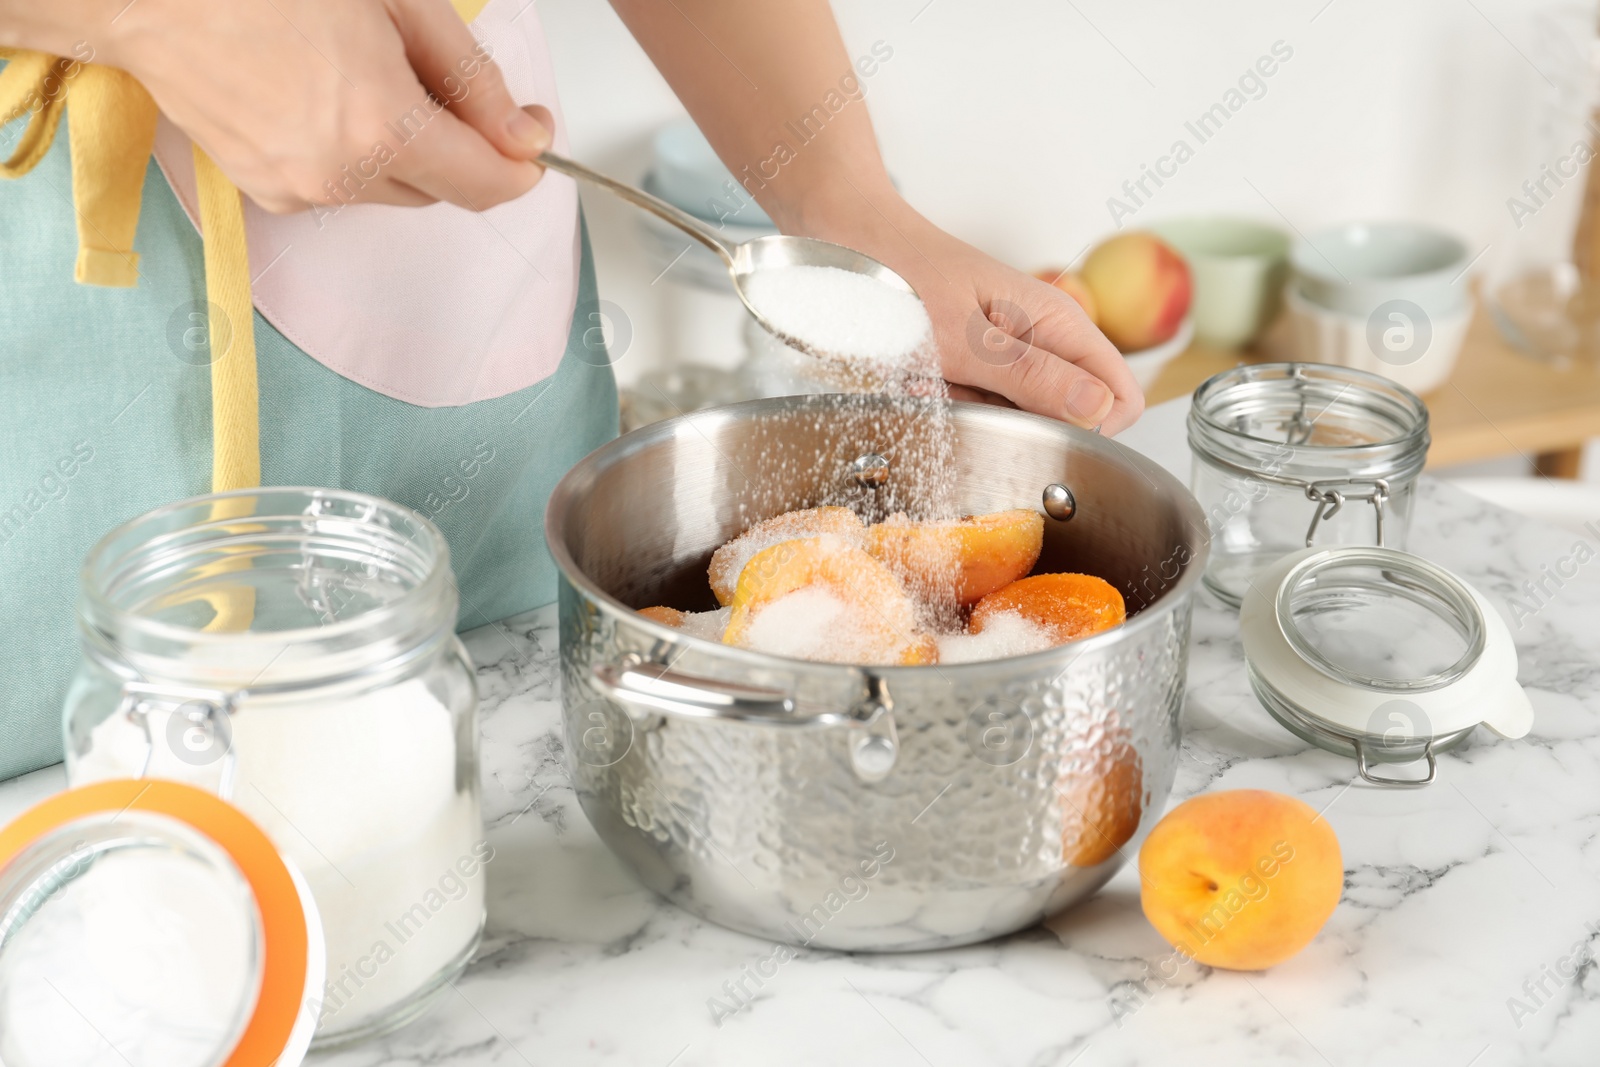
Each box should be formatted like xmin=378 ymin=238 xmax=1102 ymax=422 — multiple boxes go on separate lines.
xmin=0 ymin=779 xmax=323 ymax=1067
xmin=1275 ymin=547 xmax=1487 ymax=694
xmin=1240 ymin=546 xmax=1533 ymax=787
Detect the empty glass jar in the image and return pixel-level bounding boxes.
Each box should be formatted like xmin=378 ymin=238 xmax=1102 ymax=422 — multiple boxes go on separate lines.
xmin=1187 ymin=363 xmax=1430 ymax=607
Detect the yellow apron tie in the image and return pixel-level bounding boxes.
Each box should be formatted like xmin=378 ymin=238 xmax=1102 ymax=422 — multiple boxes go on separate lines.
xmin=4 ymin=11 xmax=489 ymax=632
xmin=1 ymin=50 xmax=260 ymax=629
xmin=2 ymin=0 xmax=486 ymax=486
xmin=0 ymin=50 xmax=73 ymax=177
xmin=192 ymin=145 xmax=260 ymax=492
xmin=0 ymin=49 xmax=258 ymax=494
xmin=65 ymin=64 xmax=158 ymax=286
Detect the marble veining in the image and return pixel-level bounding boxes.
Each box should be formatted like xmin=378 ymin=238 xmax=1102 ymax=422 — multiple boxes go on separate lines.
xmin=1 ymin=402 xmax=1598 ymax=1065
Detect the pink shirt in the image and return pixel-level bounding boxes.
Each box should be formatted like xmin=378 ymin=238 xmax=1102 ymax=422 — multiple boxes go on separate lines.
xmin=153 ymin=0 xmax=580 ymax=408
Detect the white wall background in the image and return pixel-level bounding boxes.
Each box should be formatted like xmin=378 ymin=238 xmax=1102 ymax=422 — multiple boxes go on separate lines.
xmin=537 ymin=0 xmax=1599 ymax=390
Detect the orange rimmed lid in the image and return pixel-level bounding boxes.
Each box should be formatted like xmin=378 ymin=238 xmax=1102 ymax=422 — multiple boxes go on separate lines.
xmin=0 ymin=779 xmax=324 ymax=1066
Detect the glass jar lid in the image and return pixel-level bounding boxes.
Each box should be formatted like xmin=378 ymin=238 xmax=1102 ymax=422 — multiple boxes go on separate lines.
xmin=0 ymin=780 xmax=323 ymax=1066
xmin=1240 ymin=546 xmax=1533 ymax=786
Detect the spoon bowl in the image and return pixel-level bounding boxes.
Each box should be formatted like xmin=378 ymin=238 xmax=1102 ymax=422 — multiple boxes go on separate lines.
xmin=539 ymin=152 xmax=919 ymax=361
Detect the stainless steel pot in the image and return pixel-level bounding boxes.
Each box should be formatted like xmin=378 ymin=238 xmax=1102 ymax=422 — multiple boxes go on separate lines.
xmin=545 ymin=395 xmax=1209 ymax=951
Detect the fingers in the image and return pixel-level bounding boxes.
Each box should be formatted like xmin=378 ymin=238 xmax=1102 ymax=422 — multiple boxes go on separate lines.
xmin=955 ymin=324 xmax=1119 ymax=430
xmin=1016 ymin=279 xmax=1145 ymax=434
xmin=945 ymin=382 xmax=1018 ymax=409
xmin=948 ymin=281 xmax=1144 ymax=434
xmin=385 ymin=105 xmax=545 ymax=209
xmin=390 ymin=0 xmax=552 ymax=160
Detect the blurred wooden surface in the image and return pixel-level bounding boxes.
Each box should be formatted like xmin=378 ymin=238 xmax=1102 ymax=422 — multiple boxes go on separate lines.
xmin=1146 ymin=302 xmax=1600 ymax=475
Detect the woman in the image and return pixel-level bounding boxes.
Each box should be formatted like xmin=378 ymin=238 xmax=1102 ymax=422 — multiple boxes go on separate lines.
xmin=0 ymin=0 xmax=1139 ymax=780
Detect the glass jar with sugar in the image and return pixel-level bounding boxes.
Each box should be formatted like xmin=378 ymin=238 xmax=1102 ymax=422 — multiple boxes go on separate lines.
xmin=62 ymin=487 xmax=484 ymax=1047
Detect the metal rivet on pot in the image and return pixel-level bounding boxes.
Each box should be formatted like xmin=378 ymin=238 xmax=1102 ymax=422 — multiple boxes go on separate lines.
xmin=1043 ymin=483 xmax=1076 ymax=521
xmin=851 ymin=734 xmax=897 ymax=779
xmin=849 ymin=453 xmax=890 ymax=488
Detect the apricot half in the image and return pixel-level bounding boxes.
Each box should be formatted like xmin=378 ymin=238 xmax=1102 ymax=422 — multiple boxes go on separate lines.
xmin=866 ymin=508 xmax=1044 ymax=606
xmin=636 ymin=605 xmax=730 ymax=641
xmin=722 ymin=536 xmax=937 ymax=665
xmin=708 ymin=506 xmax=866 ymax=606
xmin=970 ymin=573 xmax=1125 ymax=645
xmin=1138 ymin=790 xmax=1343 ymax=970
xmin=636 ymin=606 xmax=686 ymax=627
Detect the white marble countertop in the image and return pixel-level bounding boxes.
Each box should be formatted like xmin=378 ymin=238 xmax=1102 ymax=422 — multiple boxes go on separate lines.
xmin=4 ymin=400 xmax=1599 ymax=1066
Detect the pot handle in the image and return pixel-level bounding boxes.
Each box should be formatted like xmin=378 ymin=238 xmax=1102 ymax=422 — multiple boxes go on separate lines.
xmin=592 ymin=656 xmax=901 ymax=782
xmin=594 ymin=656 xmax=840 ymax=727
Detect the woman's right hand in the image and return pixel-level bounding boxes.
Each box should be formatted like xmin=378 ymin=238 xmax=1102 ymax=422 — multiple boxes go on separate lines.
xmin=90 ymin=0 xmax=551 ymax=213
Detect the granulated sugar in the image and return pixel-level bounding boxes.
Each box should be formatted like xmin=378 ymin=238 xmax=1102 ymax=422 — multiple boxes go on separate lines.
xmin=936 ymin=611 xmax=1053 ymax=663
xmin=678 ymin=607 xmax=731 ymax=642
xmin=718 ymin=263 xmax=982 ymax=649
xmin=738 ymin=585 xmax=923 ymax=665
xmin=73 ymin=674 xmax=482 ymax=1035
xmin=707 ymin=506 xmax=866 ymax=605
xmin=745 ymin=265 xmax=932 ymax=365
xmin=740 ymin=587 xmax=852 ymax=660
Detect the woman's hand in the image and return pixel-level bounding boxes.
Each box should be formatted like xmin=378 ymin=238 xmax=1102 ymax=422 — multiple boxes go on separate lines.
xmin=87 ymin=0 xmax=551 ymax=212
xmin=606 ymin=0 xmax=1142 ymax=434
xmin=783 ymin=187 xmax=1143 ymax=434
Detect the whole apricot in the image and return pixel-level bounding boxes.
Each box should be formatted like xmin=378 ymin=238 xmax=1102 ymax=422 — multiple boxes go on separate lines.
xmin=1032 ymin=268 xmax=1101 ymax=326
xmin=1138 ymin=789 xmax=1342 ymax=970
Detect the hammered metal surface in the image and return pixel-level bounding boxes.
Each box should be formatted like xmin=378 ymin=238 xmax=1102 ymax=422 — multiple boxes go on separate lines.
xmin=547 ymin=396 xmax=1208 ymax=952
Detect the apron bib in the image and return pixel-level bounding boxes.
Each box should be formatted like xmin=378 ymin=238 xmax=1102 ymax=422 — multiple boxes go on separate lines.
xmin=0 ymin=41 xmax=617 ymax=778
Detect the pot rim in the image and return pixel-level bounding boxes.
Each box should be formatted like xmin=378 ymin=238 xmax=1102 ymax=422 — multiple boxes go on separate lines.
xmin=546 ymin=395 xmax=1211 ymax=676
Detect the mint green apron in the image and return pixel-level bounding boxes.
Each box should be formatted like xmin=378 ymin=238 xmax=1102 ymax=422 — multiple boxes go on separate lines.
xmin=0 ymin=130 xmax=618 ymax=780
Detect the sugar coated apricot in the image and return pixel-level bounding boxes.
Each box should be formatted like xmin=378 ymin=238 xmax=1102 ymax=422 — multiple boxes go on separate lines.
xmin=708 ymin=506 xmax=866 ymax=606
xmin=970 ymin=573 xmax=1125 ymax=645
xmin=636 ymin=606 xmax=687 ymax=627
xmin=722 ymin=536 xmax=936 ymax=665
xmin=866 ymin=508 xmax=1044 ymax=606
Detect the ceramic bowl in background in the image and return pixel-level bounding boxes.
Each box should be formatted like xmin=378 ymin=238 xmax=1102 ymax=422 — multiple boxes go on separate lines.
xmin=1285 ymin=284 xmax=1470 ymax=395
xmin=1121 ymin=316 xmax=1195 ymax=391
xmin=1291 ymin=221 xmax=1471 ymax=322
xmin=1152 ymin=218 xmax=1289 ymax=349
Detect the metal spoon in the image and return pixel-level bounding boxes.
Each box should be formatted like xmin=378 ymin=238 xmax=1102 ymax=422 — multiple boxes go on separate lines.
xmin=539 ymin=151 xmax=919 ymax=360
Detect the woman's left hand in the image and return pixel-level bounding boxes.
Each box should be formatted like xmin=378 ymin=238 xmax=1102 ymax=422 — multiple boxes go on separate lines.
xmin=784 ymin=189 xmax=1143 ymax=435
xmin=605 ymin=0 xmax=1140 ymax=433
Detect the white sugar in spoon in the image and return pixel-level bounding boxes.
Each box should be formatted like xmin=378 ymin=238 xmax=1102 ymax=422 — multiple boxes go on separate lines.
xmin=538 ymin=151 xmax=920 ymax=361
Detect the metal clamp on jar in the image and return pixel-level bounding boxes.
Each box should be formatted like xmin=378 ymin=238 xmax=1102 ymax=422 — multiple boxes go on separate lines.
xmin=1188 ymin=363 xmax=1430 ymax=608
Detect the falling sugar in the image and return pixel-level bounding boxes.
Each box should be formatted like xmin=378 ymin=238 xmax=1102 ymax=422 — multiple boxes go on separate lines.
xmin=725 ymin=260 xmax=971 ymax=641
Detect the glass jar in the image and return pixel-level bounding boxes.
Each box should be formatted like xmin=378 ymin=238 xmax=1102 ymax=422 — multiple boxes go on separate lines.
xmin=1481 ymin=2 xmax=1600 ymax=366
xmin=1188 ymin=363 xmax=1430 ymax=608
xmin=62 ymin=488 xmax=482 ymax=1048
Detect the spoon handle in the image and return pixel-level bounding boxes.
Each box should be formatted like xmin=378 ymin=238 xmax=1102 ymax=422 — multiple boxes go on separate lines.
xmin=538 ymin=151 xmax=735 ymax=268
